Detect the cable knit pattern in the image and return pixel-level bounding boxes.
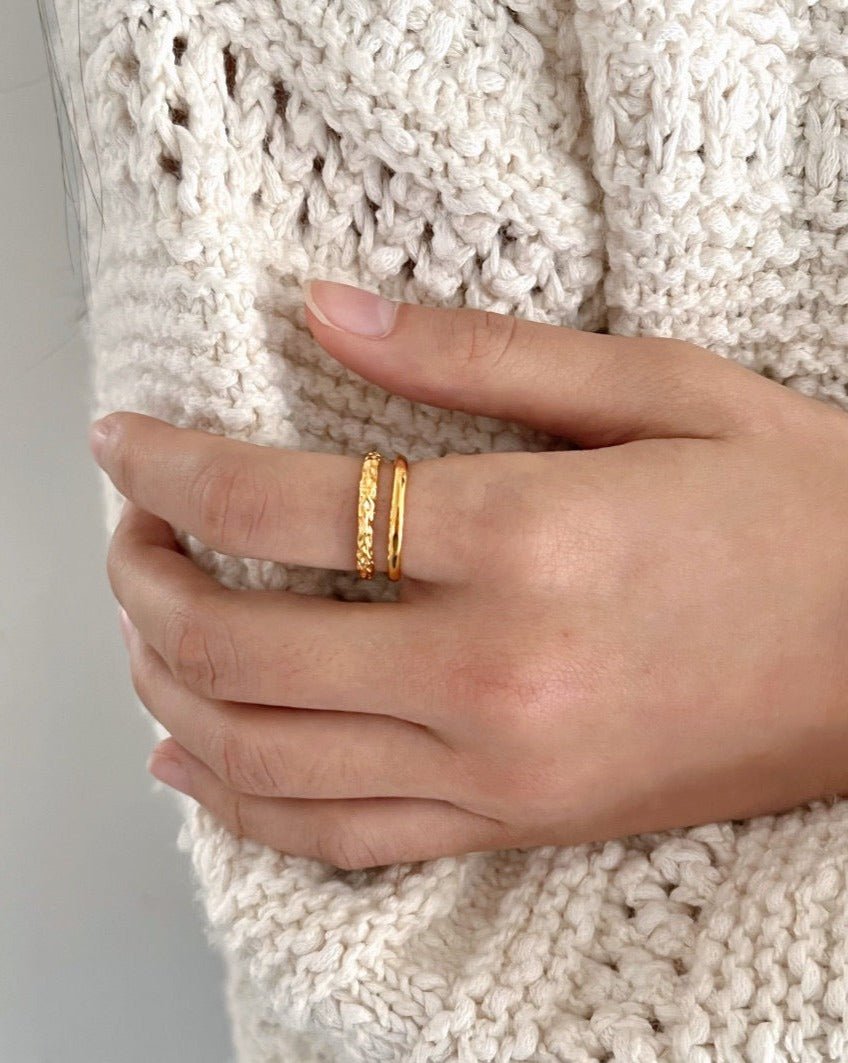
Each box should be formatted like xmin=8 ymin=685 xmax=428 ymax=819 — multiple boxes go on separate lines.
xmin=49 ymin=0 xmax=848 ymax=1059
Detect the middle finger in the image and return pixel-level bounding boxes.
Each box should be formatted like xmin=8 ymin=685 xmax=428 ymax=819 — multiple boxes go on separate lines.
xmin=108 ymin=502 xmax=454 ymax=728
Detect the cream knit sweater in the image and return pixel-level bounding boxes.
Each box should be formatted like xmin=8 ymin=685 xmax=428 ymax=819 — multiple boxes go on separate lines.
xmin=51 ymin=0 xmax=848 ymax=1059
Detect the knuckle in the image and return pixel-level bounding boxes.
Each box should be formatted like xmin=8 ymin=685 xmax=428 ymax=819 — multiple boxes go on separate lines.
xmin=190 ymin=454 xmax=278 ymax=554
xmin=163 ymin=597 xmax=238 ymax=698
xmin=228 ymin=789 xmax=249 ymax=840
xmin=457 ymin=651 xmax=595 ymax=821
xmin=450 ymin=635 xmax=584 ymax=746
xmin=665 ymin=340 xmax=773 ymax=435
xmin=465 ymin=472 xmax=549 ymax=584
xmin=448 ymin=644 xmax=535 ymax=734
xmin=311 ymin=816 xmax=347 ymax=868
xmin=319 ymin=820 xmax=383 ymax=871
xmin=299 ymin=752 xmax=343 ymax=796
xmin=672 ymin=340 xmax=733 ymax=390
xmin=638 ymin=341 xmax=709 ymax=412
xmin=211 ymin=717 xmax=243 ymax=791
xmin=212 ymin=718 xmax=280 ymax=796
xmin=457 ymin=308 xmax=520 ymax=379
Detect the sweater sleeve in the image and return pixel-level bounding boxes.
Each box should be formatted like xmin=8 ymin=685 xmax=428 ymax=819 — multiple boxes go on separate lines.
xmin=50 ymin=1 xmax=848 ymax=1060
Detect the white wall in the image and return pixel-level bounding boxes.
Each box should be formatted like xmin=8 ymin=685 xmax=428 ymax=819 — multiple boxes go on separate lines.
xmin=0 ymin=6 xmax=232 ymax=1061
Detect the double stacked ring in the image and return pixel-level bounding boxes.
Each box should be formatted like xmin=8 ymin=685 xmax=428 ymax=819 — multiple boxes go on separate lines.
xmin=356 ymin=450 xmax=408 ymax=581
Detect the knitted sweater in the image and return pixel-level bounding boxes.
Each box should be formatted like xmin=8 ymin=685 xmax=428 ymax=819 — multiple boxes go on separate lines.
xmin=50 ymin=0 xmax=848 ymax=1059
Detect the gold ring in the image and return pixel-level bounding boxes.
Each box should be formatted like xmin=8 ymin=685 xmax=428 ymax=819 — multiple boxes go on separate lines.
xmin=387 ymin=455 xmax=408 ymax=581
xmin=356 ymin=450 xmax=381 ymax=579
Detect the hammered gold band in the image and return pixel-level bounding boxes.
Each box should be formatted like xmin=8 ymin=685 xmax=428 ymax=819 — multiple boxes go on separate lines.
xmin=356 ymin=451 xmax=381 ymax=579
xmin=355 ymin=450 xmax=408 ymax=580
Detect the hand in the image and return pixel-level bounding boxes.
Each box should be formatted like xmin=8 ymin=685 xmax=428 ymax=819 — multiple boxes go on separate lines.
xmin=90 ymin=279 xmax=848 ymax=870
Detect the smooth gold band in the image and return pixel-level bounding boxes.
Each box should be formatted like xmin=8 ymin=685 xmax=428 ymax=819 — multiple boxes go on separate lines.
xmin=356 ymin=451 xmax=381 ymax=579
xmin=387 ymin=455 xmax=408 ymax=581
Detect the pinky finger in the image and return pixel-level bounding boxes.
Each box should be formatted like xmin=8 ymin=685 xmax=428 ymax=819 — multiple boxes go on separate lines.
xmin=147 ymin=738 xmax=516 ymax=869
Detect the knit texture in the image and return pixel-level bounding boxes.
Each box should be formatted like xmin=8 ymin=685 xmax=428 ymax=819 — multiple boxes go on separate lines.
xmin=51 ymin=0 xmax=848 ymax=1059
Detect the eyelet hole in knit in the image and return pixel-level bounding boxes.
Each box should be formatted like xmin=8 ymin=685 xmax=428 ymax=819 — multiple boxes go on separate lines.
xmin=273 ymin=81 xmax=290 ymax=120
xmin=160 ymin=154 xmax=181 ymax=179
xmin=172 ymin=36 xmax=186 ymax=65
xmin=223 ymin=45 xmax=237 ymax=98
xmin=169 ymin=104 xmax=188 ymax=128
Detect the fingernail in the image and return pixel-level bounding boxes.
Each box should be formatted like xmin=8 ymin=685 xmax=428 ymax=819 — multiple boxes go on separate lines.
xmin=303 ymin=279 xmax=398 ymax=337
xmin=119 ymin=607 xmax=134 ymax=648
xmin=147 ymin=749 xmax=192 ymax=795
xmin=89 ymin=416 xmax=117 ymax=464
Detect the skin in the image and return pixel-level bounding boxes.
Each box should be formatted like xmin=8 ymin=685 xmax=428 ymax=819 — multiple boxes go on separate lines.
xmin=89 ymin=279 xmax=848 ymax=871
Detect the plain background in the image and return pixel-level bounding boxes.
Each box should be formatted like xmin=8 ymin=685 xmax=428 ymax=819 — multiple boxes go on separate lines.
xmin=0 ymin=5 xmax=232 ymax=1061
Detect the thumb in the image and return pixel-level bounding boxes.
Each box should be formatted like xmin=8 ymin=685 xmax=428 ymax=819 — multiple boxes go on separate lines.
xmin=302 ymin=279 xmax=760 ymax=448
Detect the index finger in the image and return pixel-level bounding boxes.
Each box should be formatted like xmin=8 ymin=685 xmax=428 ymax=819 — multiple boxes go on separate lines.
xmin=89 ymin=411 xmax=481 ymax=584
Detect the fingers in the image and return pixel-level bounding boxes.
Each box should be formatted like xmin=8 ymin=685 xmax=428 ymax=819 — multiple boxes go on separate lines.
xmin=126 ymin=623 xmax=459 ymax=801
xmin=303 ymin=280 xmax=769 ymax=448
xmin=90 ymin=411 xmax=484 ymax=585
xmin=107 ymin=502 xmax=454 ymax=727
xmin=148 ymin=736 xmax=514 ymax=870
